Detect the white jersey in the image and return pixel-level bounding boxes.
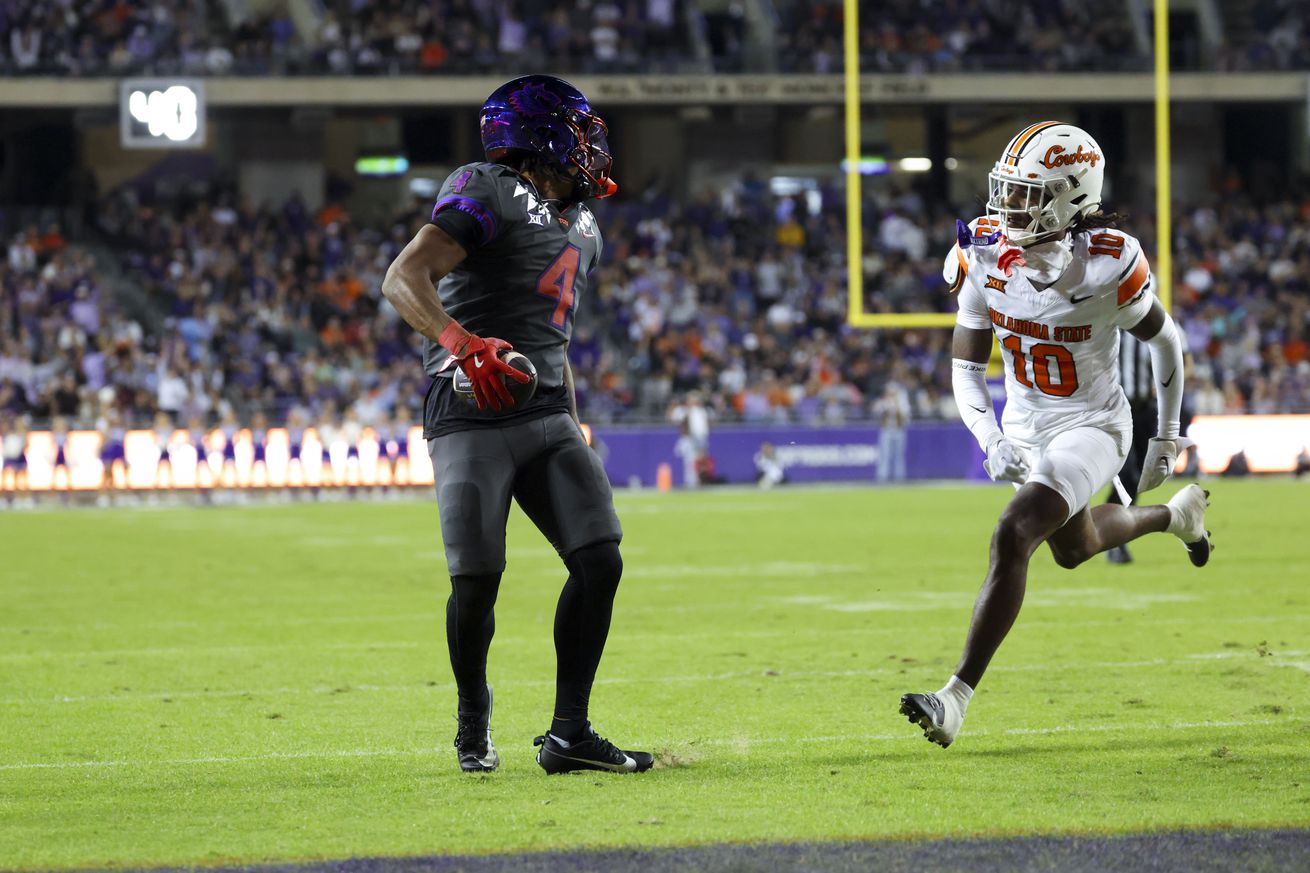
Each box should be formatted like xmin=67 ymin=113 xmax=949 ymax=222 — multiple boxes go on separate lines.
xmin=948 ymin=218 xmax=1155 ymax=441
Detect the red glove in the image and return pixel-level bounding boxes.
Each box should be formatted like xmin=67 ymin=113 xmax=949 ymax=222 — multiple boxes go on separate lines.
xmin=439 ymin=320 xmax=532 ymax=411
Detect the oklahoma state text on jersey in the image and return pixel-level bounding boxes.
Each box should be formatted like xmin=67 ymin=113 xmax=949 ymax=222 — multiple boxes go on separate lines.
xmin=945 ymin=217 xmax=1154 ymax=431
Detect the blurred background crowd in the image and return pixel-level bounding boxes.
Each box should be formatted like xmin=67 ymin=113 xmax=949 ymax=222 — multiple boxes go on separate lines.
xmin=3 ymin=0 xmax=1303 ymax=76
xmin=3 ymin=175 xmax=1309 ymax=442
xmin=1 ymin=0 xmax=1308 ymax=451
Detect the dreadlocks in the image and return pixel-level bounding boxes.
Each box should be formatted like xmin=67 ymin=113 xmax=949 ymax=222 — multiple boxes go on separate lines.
xmin=1070 ymin=210 xmax=1127 ymax=234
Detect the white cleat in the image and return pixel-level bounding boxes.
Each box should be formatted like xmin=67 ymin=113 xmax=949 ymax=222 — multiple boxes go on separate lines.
xmin=1166 ymin=484 xmax=1212 ymax=567
xmin=898 ymin=692 xmax=966 ymax=748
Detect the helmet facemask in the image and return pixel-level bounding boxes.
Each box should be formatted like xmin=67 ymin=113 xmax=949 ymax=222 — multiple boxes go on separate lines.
xmin=987 ymin=167 xmax=1092 ymax=248
xmin=557 ymin=107 xmax=616 ymax=200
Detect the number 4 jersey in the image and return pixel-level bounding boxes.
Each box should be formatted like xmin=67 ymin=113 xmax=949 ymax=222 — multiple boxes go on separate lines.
xmin=946 ymin=217 xmax=1155 ymax=441
xmin=421 ymin=162 xmax=603 ymax=437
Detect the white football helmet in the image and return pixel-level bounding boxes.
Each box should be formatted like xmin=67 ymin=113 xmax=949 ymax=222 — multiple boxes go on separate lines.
xmin=987 ymin=121 xmax=1105 ymax=247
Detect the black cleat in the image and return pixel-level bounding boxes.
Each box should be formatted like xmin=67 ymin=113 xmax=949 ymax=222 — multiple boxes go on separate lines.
xmin=534 ymin=724 xmax=653 ymax=774
xmin=1185 ymin=530 xmax=1212 ymax=568
xmin=454 ymin=685 xmax=499 ymax=772
xmin=1106 ymin=545 xmax=1133 ymax=564
xmin=899 ymin=692 xmax=960 ymax=748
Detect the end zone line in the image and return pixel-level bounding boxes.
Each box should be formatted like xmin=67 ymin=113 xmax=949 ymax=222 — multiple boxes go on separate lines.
xmin=0 ymin=717 xmax=1285 ymax=772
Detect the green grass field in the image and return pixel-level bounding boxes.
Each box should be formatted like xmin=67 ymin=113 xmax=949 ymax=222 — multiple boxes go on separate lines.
xmin=2 ymin=479 xmax=1308 ymax=870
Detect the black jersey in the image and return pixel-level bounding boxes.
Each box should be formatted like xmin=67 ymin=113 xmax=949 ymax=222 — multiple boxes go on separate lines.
xmin=422 ymin=162 xmax=603 ymax=438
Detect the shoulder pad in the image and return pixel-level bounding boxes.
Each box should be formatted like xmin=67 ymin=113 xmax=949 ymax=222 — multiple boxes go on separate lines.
xmin=943 ymin=244 xmax=968 ymax=293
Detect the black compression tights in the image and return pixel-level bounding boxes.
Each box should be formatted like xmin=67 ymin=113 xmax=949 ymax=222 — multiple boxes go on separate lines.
xmin=445 ymin=542 xmax=623 ymax=731
xmin=446 ymin=572 xmax=501 ymax=714
xmin=552 ymin=541 xmax=624 ymax=736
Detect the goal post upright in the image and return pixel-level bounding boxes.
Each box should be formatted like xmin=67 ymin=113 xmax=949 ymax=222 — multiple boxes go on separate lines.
xmin=844 ymin=0 xmax=955 ymax=330
xmin=1154 ymin=0 xmax=1173 ymax=312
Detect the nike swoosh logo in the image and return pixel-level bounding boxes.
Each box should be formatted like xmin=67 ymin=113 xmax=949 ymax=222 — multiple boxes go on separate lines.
xmin=1070 ymin=293 xmax=1093 ymax=303
xmin=969 ymin=405 xmax=987 ymax=414
xmin=1161 ymin=370 xmax=1175 ymax=388
xmin=472 ymin=356 xmax=485 ymax=369
xmin=550 ymin=751 xmax=637 ymax=772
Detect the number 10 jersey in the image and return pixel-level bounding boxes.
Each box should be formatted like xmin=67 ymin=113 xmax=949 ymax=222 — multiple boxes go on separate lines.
xmin=946 ymin=218 xmax=1155 ymax=442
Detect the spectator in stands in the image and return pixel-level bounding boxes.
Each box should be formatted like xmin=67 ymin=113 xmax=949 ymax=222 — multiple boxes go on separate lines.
xmin=873 ymin=377 xmax=911 ymax=483
xmin=754 ymin=441 xmax=787 ymax=488
xmin=4 ymin=168 xmax=1310 ymax=456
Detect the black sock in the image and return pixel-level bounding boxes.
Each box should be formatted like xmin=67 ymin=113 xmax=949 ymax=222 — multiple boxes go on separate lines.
xmin=447 ymin=573 xmax=501 ymax=714
xmin=553 ymin=542 xmax=623 ymax=729
xmin=550 ymin=716 xmax=587 ymax=742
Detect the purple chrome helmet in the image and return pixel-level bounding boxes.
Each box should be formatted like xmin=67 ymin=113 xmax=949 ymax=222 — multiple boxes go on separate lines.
xmin=479 ymin=75 xmax=617 ymax=200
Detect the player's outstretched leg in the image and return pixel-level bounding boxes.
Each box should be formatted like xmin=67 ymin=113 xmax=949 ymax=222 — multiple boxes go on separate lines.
xmin=900 ymin=483 xmax=1068 ymax=748
xmin=1045 ymin=485 xmax=1210 ymax=570
xmin=448 ymin=574 xmax=501 ymax=772
xmin=535 ymin=541 xmax=652 ymax=774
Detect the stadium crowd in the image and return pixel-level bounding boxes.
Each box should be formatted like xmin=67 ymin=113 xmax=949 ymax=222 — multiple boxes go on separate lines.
xmin=16 ymin=0 xmax=1310 ymax=75
xmin=775 ymin=0 xmax=1141 ymax=74
xmin=3 ymin=174 xmax=1310 ymax=445
xmin=1216 ymin=0 xmax=1310 ymax=71
xmin=0 ymin=0 xmax=1156 ymax=77
xmin=0 ymin=0 xmax=689 ymax=76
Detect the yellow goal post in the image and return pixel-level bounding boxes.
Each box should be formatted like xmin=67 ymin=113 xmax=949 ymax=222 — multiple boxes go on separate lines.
xmin=843 ymin=0 xmax=1172 ymax=328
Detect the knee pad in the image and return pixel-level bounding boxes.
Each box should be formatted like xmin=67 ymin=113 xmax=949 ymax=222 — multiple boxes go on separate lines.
xmin=450 ymin=573 xmax=502 ymax=617
xmin=565 ymin=541 xmax=623 ymax=596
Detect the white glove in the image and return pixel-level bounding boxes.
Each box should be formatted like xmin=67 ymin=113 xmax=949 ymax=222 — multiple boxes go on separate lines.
xmin=1138 ymin=436 xmax=1195 ymax=494
xmin=984 ymin=437 xmax=1030 ymax=484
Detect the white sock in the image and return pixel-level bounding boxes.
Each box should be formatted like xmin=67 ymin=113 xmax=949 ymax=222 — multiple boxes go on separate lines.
xmin=1167 ymin=502 xmax=1193 ymax=538
xmin=937 ymin=675 xmax=974 ymax=714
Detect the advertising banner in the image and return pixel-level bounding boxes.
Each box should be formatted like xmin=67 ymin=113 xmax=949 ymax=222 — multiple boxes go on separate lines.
xmin=593 ymin=422 xmax=986 ymax=487
xmin=3 ymin=416 xmax=1304 ymax=492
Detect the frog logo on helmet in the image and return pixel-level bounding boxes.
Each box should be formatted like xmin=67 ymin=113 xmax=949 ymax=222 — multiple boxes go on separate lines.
xmin=508 ymin=82 xmax=562 ymax=116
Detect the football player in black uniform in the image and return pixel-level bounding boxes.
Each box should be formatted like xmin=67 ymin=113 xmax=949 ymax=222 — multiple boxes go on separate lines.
xmin=382 ymin=76 xmax=651 ymax=775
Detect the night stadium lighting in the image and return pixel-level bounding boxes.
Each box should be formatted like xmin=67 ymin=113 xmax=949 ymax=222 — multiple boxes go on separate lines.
xmin=355 ymin=155 xmax=411 ymax=177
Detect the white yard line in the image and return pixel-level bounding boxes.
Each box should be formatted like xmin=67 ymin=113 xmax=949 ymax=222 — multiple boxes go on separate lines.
xmin=0 ymin=717 xmax=1284 ymax=772
xmin=0 ymin=640 xmax=424 ymax=661
xmin=5 ymin=652 xmax=1304 ymax=707
xmin=0 ymin=608 xmax=1294 ymax=642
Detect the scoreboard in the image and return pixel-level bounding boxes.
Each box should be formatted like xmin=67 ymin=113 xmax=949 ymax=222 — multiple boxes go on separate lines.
xmin=119 ymin=79 xmax=206 ymax=149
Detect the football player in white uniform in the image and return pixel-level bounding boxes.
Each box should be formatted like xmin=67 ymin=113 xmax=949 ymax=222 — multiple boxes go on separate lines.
xmin=899 ymin=122 xmax=1212 ymax=748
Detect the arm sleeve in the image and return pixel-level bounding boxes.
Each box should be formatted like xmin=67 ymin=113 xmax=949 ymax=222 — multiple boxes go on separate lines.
xmin=1143 ymin=313 xmax=1184 ymax=439
xmin=954 ymin=274 xmax=990 ymax=330
xmin=952 ymin=358 xmax=1004 ymax=451
xmin=429 ymin=164 xmax=504 ymax=250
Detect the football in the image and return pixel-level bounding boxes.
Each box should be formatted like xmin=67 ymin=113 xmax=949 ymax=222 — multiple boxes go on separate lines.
xmin=453 ymin=349 xmax=538 ymax=408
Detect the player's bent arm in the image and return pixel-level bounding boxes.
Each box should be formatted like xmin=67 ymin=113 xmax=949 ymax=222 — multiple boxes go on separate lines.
xmin=381 ymin=225 xmax=469 ymax=343
xmin=951 ymin=324 xmax=1004 ymax=451
xmin=1127 ymin=299 xmax=1183 ymax=440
